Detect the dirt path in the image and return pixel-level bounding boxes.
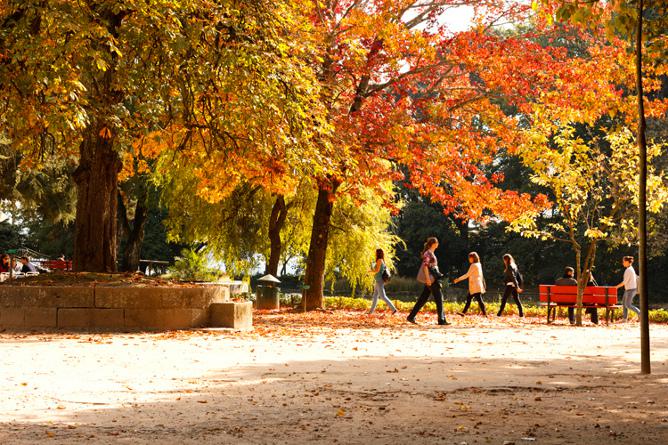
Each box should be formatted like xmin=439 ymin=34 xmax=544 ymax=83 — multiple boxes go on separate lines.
xmin=1 ymin=311 xmax=667 ymax=444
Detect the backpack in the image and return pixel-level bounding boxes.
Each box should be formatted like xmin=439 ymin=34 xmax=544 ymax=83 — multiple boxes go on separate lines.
xmin=381 ymin=265 xmax=391 ymax=283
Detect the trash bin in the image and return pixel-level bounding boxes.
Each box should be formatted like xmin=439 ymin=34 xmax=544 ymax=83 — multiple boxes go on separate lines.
xmin=256 ymin=274 xmax=281 ymax=310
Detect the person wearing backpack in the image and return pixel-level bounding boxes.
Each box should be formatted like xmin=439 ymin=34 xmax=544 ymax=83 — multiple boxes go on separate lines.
xmin=453 ymin=252 xmax=487 ymax=317
xmin=368 ymin=249 xmax=397 ymax=315
xmin=497 ymin=253 xmax=524 ymax=317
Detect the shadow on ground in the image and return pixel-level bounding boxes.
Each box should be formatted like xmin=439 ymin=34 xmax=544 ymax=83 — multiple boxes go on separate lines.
xmin=1 ymin=348 xmax=667 ymax=445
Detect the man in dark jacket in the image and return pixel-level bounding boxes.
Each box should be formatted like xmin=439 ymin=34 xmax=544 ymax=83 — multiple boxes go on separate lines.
xmin=556 ymin=267 xmax=598 ymax=324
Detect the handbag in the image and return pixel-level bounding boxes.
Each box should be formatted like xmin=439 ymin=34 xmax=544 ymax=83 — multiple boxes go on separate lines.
xmin=429 ymin=266 xmax=443 ymax=280
xmin=381 ymin=268 xmax=391 ymax=283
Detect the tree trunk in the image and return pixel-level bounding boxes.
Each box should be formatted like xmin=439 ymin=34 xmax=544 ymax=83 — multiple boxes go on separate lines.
xmin=576 ymin=241 xmax=597 ymax=326
xmin=72 ymin=8 xmax=126 ymax=273
xmin=266 ymin=195 xmax=288 ymax=277
xmin=635 ymin=0 xmax=650 ymax=375
xmin=120 ymin=192 xmax=149 ymax=273
xmin=458 ymin=218 xmax=469 ymax=245
xmin=574 ymin=243 xmax=583 ymax=326
xmin=73 ymin=128 xmax=122 ymax=272
xmin=302 ymin=180 xmax=339 ymax=310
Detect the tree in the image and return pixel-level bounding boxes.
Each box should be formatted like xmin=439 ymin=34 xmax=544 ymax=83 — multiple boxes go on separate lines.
xmin=299 ymin=0 xmax=571 ymax=309
xmin=535 ymin=0 xmax=668 ymax=375
xmin=1 ymin=0 xmax=322 ymax=272
xmin=511 ymin=124 xmax=667 ymax=324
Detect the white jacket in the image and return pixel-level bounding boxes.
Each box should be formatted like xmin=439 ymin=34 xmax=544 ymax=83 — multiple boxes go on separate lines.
xmin=623 ymin=266 xmax=637 ymax=290
xmin=456 ymin=263 xmax=486 ymax=294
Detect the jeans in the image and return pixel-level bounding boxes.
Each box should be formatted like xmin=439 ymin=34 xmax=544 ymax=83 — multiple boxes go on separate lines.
xmin=408 ymin=281 xmax=446 ymax=323
xmin=462 ymin=292 xmax=486 ymax=315
xmin=369 ymin=280 xmax=397 ymax=313
xmin=622 ymin=288 xmax=640 ymax=320
xmin=498 ymin=285 xmax=523 ymax=317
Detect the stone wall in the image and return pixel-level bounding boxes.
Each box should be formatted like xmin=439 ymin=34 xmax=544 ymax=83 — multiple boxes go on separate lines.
xmin=0 ymin=283 xmax=250 ymax=331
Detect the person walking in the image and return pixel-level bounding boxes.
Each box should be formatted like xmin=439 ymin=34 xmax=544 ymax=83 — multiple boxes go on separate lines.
xmin=453 ymin=252 xmax=487 ymax=317
xmin=407 ymin=237 xmax=449 ymax=325
xmin=497 ymin=253 xmax=524 ymax=317
xmin=615 ymin=256 xmax=640 ymax=322
xmin=368 ymin=249 xmax=397 ymax=315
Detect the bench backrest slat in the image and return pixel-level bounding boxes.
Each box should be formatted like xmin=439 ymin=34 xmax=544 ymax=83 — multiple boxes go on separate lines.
xmin=41 ymin=260 xmax=73 ymax=271
xmin=538 ymin=285 xmax=618 ymax=305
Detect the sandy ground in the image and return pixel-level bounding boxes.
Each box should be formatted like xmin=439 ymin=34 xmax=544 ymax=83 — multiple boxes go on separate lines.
xmin=0 ymin=310 xmax=667 ymax=445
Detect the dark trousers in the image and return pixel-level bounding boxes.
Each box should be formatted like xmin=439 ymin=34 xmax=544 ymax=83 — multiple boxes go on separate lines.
xmin=408 ymin=282 xmax=446 ymax=323
xmin=568 ymin=307 xmax=599 ymax=324
xmin=462 ymin=292 xmax=486 ymax=315
xmin=498 ymin=285 xmax=523 ymax=317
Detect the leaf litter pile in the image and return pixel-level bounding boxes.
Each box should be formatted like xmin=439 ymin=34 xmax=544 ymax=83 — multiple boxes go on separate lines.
xmin=1 ymin=308 xmax=667 ymax=444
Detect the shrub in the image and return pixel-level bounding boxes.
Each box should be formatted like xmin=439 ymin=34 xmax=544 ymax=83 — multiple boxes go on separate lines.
xmin=321 ymin=296 xmax=668 ymax=323
xmin=169 ymin=248 xmax=224 ymax=282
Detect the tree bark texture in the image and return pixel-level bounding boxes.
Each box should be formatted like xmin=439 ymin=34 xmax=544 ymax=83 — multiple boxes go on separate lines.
xmin=266 ymin=195 xmax=288 ymax=277
xmin=73 ymin=129 xmax=122 ymax=272
xmin=303 ymin=181 xmax=339 ymax=310
xmin=119 ymin=188 xmax=149 ymax=273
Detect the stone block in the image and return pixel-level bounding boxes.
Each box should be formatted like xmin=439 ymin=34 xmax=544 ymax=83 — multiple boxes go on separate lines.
xmin=124 ymin=308 xmax=203 ymax=330
xmin=202 ymin=285 xmax=230 ymax=303
xmin=35 ymin=286 xmax=94 ymax=308
xmin=0 ymin=307 xmax=24 ymax=328
xmin=24 ymin=307 xmax=57 ymax=329
xmin=191 ymin=309 xmax=208 ymax=327
xmin=58 ymin=308 xmax=125 ymax=329
xmin=0 ymin=286 xmax=24 ymax=307
xmin=95 ymin=286 xmax=161 ymax=309
xmin=161 ymin=288 xmax=205 ymax=308
xmin=209 ymin=302 xmax=252 ymax=330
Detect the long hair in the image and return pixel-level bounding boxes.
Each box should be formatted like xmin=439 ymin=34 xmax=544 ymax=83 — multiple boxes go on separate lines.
xmin=375 ymin=249 xmax=384 ymax=260
xmin=468 ymin=252 xmax=480 ymax=263
xmin=422 ymin=237 xmax=438 ymax=255
xmin=503 ymin=253 xmax=516 ymax=270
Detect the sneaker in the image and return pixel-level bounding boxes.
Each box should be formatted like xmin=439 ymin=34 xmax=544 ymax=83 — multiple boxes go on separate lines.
xmin=438 ymin=321 xmax=451 ymax=326
xmin=407 ymin=317 xmax=417 ymax=324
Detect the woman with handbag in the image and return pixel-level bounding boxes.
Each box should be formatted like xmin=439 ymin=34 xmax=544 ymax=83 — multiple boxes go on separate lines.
xmin=453 ymin=252 xmax=487 ymax=317
xmin=367 ymin=249 xmax=397 ymax=315
xmin=497 ymin=253 xmax=524 ymax=317
xmin=407 ymin=237 xmax=449 ymax=325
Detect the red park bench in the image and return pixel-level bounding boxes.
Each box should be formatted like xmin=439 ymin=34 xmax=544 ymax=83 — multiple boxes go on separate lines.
xmin=538 ymin=285 xmax=622 ymax=324
xmin=41 ymin=259 xmax=73 ymax=271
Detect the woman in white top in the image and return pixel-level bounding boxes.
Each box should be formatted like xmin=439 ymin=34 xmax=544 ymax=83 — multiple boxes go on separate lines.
xmin=453 ymin=252 xmax=487 ymax=316
xmin=616 ymin=255 xmax=640 ymax=321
